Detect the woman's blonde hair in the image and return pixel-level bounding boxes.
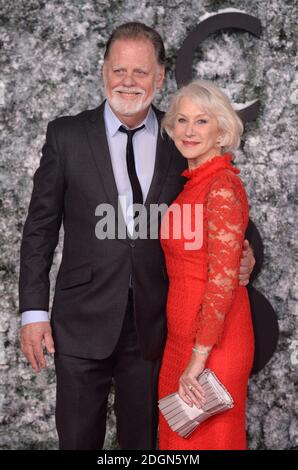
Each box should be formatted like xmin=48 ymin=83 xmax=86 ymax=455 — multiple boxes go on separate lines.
xmin=161 ymin=80 xmax=244 ymax=152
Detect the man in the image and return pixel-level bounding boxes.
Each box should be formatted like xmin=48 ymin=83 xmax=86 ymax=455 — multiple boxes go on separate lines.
xmin=19 ymin=22 xmax=255 ymax=450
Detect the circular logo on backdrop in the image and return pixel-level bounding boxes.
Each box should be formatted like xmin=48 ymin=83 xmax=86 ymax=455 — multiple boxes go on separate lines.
xmin=175 ymin=12 xmax=262 ymax=123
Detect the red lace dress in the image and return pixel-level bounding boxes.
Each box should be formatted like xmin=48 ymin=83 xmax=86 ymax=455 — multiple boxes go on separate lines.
xmin=158 ymin=154 xmax=254 ymax=450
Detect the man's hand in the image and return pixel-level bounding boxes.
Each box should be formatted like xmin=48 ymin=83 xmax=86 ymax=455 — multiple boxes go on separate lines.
xmin=20 ymin=322 xmax=55 ymax=373
xmin=239 ymin=240 xmax=255 ymax=286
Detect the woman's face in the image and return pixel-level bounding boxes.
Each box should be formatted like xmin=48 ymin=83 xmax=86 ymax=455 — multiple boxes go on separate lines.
xmin=172 ymin=96 xmax=221 ymax=168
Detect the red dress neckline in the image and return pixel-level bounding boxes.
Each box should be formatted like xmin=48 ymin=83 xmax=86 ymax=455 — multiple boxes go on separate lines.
xmin=182 ymin=153 xmax=240 ymax=182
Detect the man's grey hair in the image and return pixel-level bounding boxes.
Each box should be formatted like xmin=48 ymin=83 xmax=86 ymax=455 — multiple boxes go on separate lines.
xmin=104 ymin=22 xmax=166 ymax=66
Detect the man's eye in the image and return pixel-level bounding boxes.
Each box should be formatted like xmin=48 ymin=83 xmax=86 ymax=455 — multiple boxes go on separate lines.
xmin=135 ymin=70 xmax=147 ymax=76
xmin=114 ymin=69 xmax=124 ymax=74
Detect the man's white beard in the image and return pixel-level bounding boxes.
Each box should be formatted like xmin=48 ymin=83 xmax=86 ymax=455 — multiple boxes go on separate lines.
xmin=105 ymin=85 xmax=157 ymax=116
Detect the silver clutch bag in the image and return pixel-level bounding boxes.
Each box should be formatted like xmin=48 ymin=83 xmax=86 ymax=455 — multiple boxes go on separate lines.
xmin=158 ymin=369 xmax=234 ymax=438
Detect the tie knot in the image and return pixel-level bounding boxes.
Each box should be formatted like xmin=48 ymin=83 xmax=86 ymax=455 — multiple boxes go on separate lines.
xmin=118 ymin=124 xmax=145 ymax=138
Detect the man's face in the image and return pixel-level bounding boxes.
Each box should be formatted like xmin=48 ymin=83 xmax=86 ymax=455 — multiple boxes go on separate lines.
xmin=103 ymin=38 xmax=165 ymax=120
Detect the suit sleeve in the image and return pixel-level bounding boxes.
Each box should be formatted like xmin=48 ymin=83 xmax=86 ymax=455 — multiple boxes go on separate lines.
xmin=244 ymin=219 xmax=263 ymax=282
xmin=19 ymin=121 xmax=65 ymax=312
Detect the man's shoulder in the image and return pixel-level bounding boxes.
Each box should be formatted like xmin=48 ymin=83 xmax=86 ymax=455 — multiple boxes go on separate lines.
xmin=152 ymin=104 xmax=165 ymax=121
xmin=49 ymin=103 xmax=104 ymax=131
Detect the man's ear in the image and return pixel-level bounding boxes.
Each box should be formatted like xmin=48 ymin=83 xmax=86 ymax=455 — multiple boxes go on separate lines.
xmin=156 ymin=65 xmax=165 ymax=90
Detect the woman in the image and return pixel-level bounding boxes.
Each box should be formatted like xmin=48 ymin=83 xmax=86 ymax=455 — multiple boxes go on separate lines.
xmin=158 ymin=80 xmax=254 ymax=450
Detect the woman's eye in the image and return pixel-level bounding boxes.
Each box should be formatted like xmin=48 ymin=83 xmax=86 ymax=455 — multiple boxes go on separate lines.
xmin=177 ymin=118 xmax=186 ymax=123
xmin=197 ymin=119 xmax=207 ymax=124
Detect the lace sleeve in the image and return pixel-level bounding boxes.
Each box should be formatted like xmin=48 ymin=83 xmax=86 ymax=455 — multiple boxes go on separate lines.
xmin=195 ymin=174 xmax=247 ymax=348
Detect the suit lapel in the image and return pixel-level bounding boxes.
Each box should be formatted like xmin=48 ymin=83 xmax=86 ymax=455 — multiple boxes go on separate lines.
xmin=144 ymin=106 xmax=174 ymax=208
xmin=84 ymin=102 xmax=127 ymax=236
xmin=84 ymin=102 xmax=119 ymax=208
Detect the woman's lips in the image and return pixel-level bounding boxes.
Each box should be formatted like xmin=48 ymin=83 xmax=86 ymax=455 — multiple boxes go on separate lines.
xmin=182 ymin=140 xmax=199 ymax=147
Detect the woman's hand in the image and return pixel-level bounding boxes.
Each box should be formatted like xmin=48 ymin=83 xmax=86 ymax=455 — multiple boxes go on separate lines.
xmin=178 ymin=349 xmax=208 ymax=409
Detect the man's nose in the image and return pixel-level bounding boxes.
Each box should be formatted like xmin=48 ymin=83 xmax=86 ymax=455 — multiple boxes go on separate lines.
xmin=122 ymin=71 xmax=136 ymax=86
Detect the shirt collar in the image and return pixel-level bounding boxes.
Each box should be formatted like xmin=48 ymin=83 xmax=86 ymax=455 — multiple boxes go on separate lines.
xmin=104 ymin=100 xmax=157 ymax=137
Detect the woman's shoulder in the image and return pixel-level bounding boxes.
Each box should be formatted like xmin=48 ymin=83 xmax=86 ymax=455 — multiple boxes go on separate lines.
xmin=205 ymin=167 xmax=249 ymax=216
xmin=208 ymin=166 xmax=246 ymax=193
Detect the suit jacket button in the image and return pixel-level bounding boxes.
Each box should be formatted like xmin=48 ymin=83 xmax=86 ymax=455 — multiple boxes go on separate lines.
xmin=130 ymin=241 xmax=136 ymax=248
